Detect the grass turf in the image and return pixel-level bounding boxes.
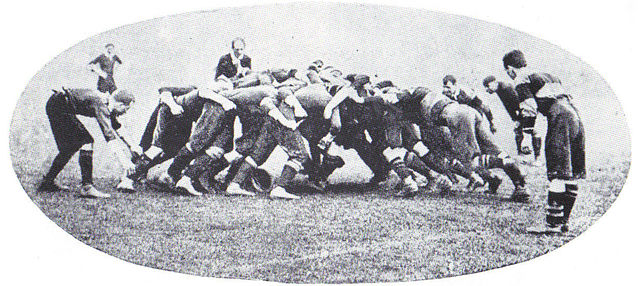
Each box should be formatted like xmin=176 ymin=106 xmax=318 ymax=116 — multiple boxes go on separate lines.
xmin=15 ymin=155 xmax=628 ymax=283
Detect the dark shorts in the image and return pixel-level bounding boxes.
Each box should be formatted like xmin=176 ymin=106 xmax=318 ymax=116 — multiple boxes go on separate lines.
xmin=46 ymin=94 xmax=94 ymax=153
xmin=97 ymin=76 xmax=117 ymax=94
xmin=187 ymin=102 xmax=235 ymax=154
xmin=371 ymin=114 xmax=418 ymax=152
xmin=517 ymin=116 xmax=537 ymax=131
xmin=239 ymin=117 xmax=309 ymax=165
xmin=151 ymin=105 xmax=193 ymax=157
xmin=545 ymin=102 xmax=586 ymax=180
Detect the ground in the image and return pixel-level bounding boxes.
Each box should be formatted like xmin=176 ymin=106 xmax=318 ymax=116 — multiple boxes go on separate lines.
xmin=8 ymin=4 xmax=631 ymax=283
xmin=14 ymin=148 xmax=629 ymax=282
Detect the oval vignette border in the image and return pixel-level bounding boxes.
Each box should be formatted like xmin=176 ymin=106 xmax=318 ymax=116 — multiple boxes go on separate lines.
xmin=3 ymin=1 xmax=637 ymax=285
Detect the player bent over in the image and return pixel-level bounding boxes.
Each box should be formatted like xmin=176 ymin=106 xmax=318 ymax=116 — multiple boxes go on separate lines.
xmin=382 ymin=84 xmax=529 ymax=201
xmin=483 ymin=76 xmax=542 ymax=165
xmin=503 ymin=50 xmax=586 ymax=234
xmin=39 ymin=88 xmax=136 ymax=198
xmin=132 ymin=86 xmax=203 ymax=182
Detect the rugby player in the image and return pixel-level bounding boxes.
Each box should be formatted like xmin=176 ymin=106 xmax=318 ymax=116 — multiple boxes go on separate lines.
xmin=503 ymin=50 xmax=586 ymax=234
xmin=442 ymin=75 xmax=496 ymax=133
xmin=38 ymin=88 xmax=136 ymax=198
xmin=87 ymin=43 xmax=122 ymax=95
xmin=483 ymin=75 xmax=542 ymax=165
xmin=378 ymin=83 xmax=529 ymax=201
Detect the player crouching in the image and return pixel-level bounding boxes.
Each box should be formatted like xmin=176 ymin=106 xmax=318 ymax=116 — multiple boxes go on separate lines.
xmin=39 ymin=88 xmax=137 ymax=198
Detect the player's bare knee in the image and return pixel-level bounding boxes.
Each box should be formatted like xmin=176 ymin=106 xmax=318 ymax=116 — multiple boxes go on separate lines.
xmin=80 ymin=143 xmax=93 ymax=151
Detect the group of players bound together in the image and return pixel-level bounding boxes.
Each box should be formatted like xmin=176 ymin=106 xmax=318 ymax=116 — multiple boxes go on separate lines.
xmin=37 ymin=38 xmax=586 ymax=234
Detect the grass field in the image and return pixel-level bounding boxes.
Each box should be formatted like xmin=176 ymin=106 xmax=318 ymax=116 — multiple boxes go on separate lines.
xmin=9 ymin=3 xmax=631 ymax=283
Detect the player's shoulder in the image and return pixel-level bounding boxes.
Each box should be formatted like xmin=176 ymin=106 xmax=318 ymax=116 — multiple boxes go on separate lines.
xmin=219 ymin=53 xmax=232 ymax=61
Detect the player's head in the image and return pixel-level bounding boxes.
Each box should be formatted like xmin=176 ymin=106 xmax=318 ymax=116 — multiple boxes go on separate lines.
xmin=110 ymin=90 xmax=135 ymax=116
xmin=105 ymin=43 xmax=115 ymax=55
xmin=503 ymin=50 xmax=527 ymax=79
xmin=309 ymin=59 xmax=324 ymax=71
xmin=442 ymin=75 xmax=458 ymax=96
xmin=375 ymin=80 xmax=395 ymax=90
xmin=483 ymin=75 xmax=498 ymax=94
xmin=231 ymin=37 xmax=246 ymax=58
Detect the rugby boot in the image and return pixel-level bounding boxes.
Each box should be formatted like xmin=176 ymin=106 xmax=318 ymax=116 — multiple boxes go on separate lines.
xmin=80 ymin=184 xmax=111 ymax=198
xmin=526 ymin=223 xmax=562 ymax=235
xmin=466 ymin=172 xmax=485 ymax=191
xmin=519 ymin=146 xmax=532 ymax=156
xmin=116 ymin=177 xmax=135 ymax=192
xmin=37 ymin=179 xmax=70 ymax=193
xmin=157 ymin=170 xmax=176 ymax=188
xmin=484 ymin=175 xmax=503 ymax=194
xmin=270 ymin=186 xmax=301 ymax=200
xmin=225 ymin=182 xmax=256 ymax=197
xmin=510 ymin=184 xmax=531 ymax=203
xmin=393 ymin=177 xmax=419 ymax=198
xmin=176 ymin=176 xmax=203 ymax=196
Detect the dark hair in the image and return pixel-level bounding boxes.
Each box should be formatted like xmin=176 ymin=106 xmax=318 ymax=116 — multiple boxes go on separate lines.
xmin=105 ymin=43 xmax=115 ymax=48
xmin=231 ymin=37 xmax=246 ymax=49
xmin=375 ymin=80 xmax=395 ymax=89
xmin=443 ymin=75 xmax=457 ymax=85
xmin=346 ymin=74 xmax=370 ymax=88
xmin=503 ymin=50 xmax=527 ymax=69
xmin=113 ymin=90 xmax=135 ymax=105
xmin=482 ymin=75 xmax=496 ymax=87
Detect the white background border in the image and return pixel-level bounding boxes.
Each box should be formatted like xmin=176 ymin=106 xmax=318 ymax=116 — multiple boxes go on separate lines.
xmin=1 ymin=1 xmax=638 ymax=285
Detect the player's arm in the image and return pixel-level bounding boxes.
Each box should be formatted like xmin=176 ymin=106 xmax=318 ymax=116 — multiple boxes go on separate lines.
xmin=87 ymin=57 xmax=108 ymax=78
xmin=94 ymin=103 xmax=135 ymax=174
xmin=260 ymin=96 xmax=299 ymax=130
xmin=323 ymin=85 xmax=363 ymax=119
xmin=215 ymin=56 xmax=227 ymax=80
xmin=158 ymin=89 xmax=186 ymax=115
xmin=197 ymin=86 xmax=236 ymax=111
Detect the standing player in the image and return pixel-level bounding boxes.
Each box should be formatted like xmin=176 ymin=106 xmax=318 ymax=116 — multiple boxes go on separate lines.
xmin=503 ymin=50 xmax=586 ymax=234
xmin=483 ymin=76 xmax=542 ymax=165
xmin=87 ymin=43 xmax=122 ymax=95
xmin=38 ymin=88 xmax=137 ymax=198
xmin=216 ymin=37 xmax=252 ymax=81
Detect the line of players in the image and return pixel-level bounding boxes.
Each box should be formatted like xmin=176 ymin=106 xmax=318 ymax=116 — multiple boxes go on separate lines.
xmin=39 ymin=39 xmax=585 ymax=234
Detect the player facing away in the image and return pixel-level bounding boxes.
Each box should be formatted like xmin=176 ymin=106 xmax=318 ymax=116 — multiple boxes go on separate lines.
xmin=503 ymin=50 xmax=586 ymax=234
xmin=38 ymin=88 xmax=137 ymax=198
xmin=483 ymin=75 xmax=543 ymax=165
xmin=87 ymin=43 xmax=122 ymax=94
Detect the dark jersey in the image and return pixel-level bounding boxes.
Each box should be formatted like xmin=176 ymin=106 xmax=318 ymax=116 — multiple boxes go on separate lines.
xmin=90 ymin=54 xmax=122 ymax=77
xmin=54 ymin=88 xmax=120 ymax=142
xmin=215 ymin=53 xmax=252 ymax=79
xmin=514 ymin=72 xmax=570 ymax=116
xmin=495 ymin=82 xmax=520 ymax=121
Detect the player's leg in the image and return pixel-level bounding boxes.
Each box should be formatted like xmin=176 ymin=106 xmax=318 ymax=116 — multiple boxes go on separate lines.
xmin=272 ymin=126 xmax=313 ymax=199
xmin=40 ymin=98 xmax=78 ymax=192
xmin=177 ymin=121 xmax=235 ymax=196
xmin=474 ymin=111 xmax=528 ymax=200
xmin=225 ymin=121 xmax=277 ymax=196
xmin=400 ymin=121 xmax=452 ymax=192
xmin=164 ymin=104 xmax=227 ymax=186
xmin=528 ymin=106 xmax=574 ymax=234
